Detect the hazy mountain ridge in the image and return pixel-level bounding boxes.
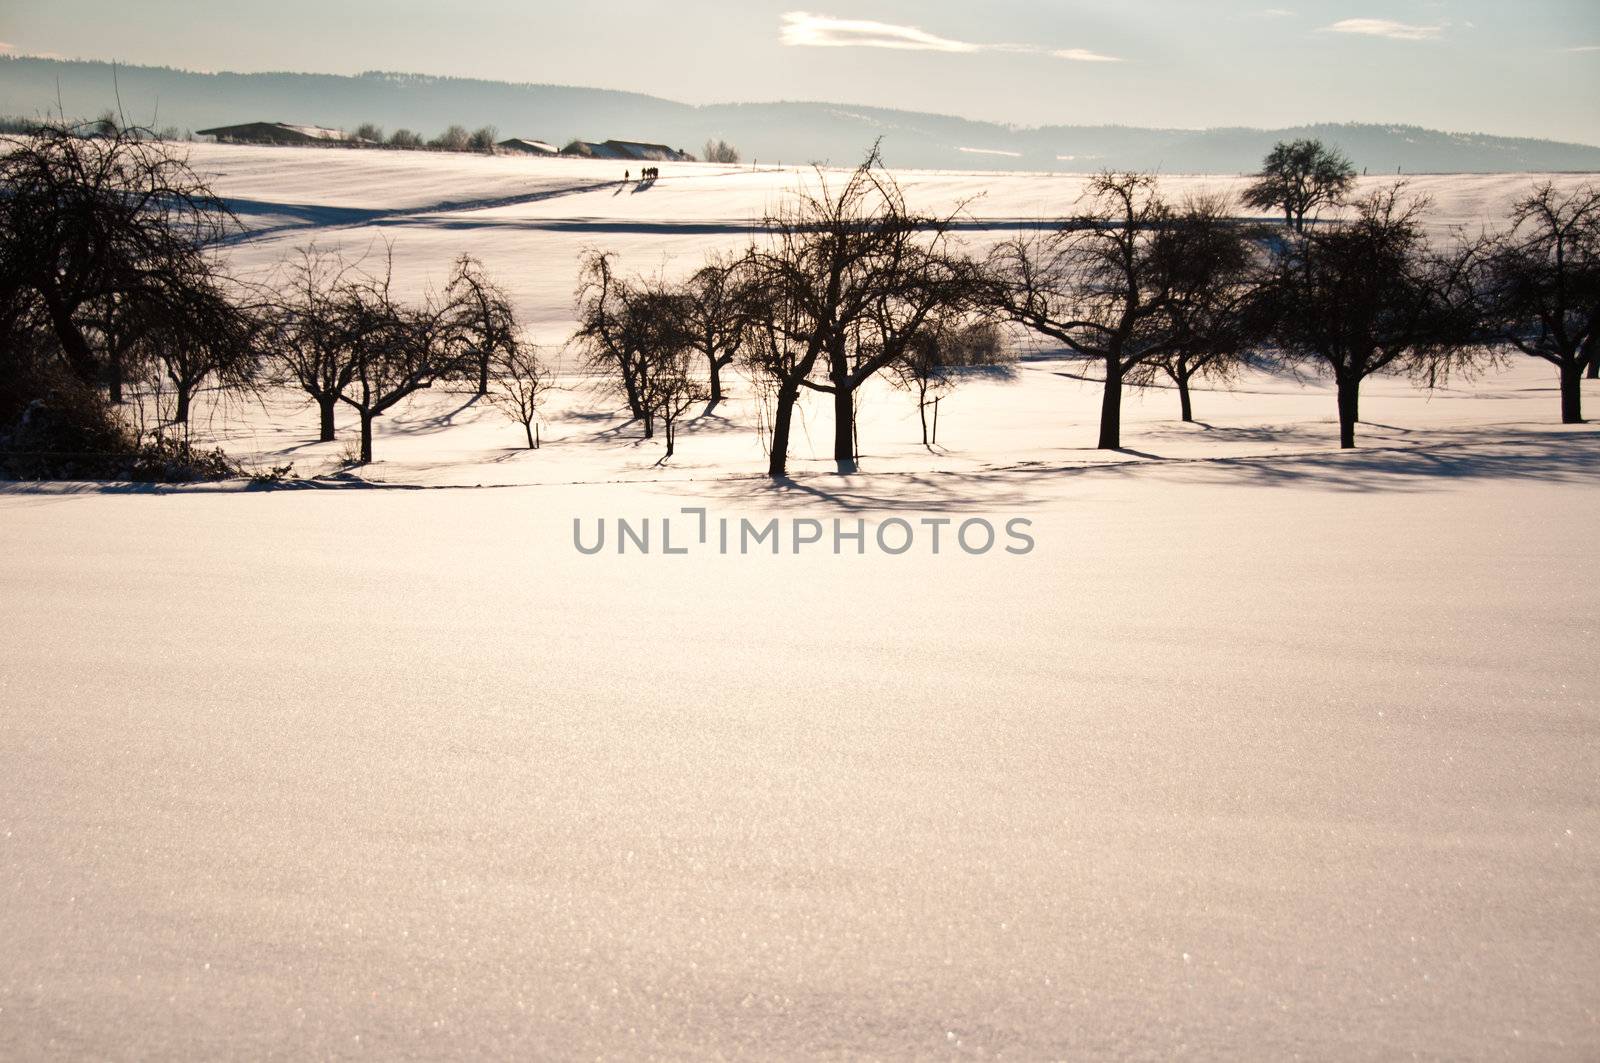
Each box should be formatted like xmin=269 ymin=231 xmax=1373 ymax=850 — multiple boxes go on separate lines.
xmin=4 ymin=56 xmax=1598 ymax=173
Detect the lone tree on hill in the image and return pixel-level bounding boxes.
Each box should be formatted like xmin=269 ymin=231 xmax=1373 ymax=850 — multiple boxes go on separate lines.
xmin=1481 ymin=182 xmax=1600 ymax=423
xmin=1244 ymin=139 xmax=1357 ymax=233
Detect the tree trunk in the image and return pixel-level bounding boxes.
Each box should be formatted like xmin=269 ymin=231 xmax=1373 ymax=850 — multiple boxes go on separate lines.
xmin=477 ymin=354 xmax=490 ymax=397
xmin=833 ymin=385 xmax=856 ymax=473
xmin=1096 ymin=357 xmax=1123 ymax=450
xmin=359 ymin=411 xmax=374 ymax=464
xmin=664 ymin=422 xmax=676 ymax=460
xmin=174 ymin=387 xmax=190 ymax=425
xmin=524 ymin=420 xmax=535 ymax=449
xmin=1560 ymin=360 xmax=1584 ymax=424
xmin=1177 ymin=367 xmax=1193 ymax=423
xmin=108 ymin=357 xmax=124 ymax=404
xmin=918 ymin=396 xmax=929 ymax=446
xmin=318 ymin=394 xmax=337 ymax=442
xmin=707 ymin=355 xmax=725 ymax=411
xmin=768 ymin=385 xmax=798 ymax=478
xmin=1585 ymin=335 xmax=1598 ymax=379
xmin=1336 ymin=376 xmax=1360 ymax=449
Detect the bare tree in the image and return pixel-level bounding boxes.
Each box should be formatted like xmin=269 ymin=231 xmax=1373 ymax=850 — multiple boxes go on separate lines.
xmin=145 ymin=281 xmax=259 ymax=425
xmin=1263 ymin=185 xmax=1487 ymax=448
xmin=468 ymin=126 xmax=499 ymax=153
xmin=355 ymin=122 xmax=384 ymax=144
xmin=388 ymin=129 xmax=423 ymax=150
xmin=572 ymin=251 xmax=649 ymax=429
xmin=488 ymin=342 xmax=549 ymax=450
xmin=446 ymin=253 xmax=519 ymax=396
xmin=890 ymin=318 xmax=1008 ymax=447
xmin=988 ymin=171 xmax=1182 ymax=450
xmin=1243 ymin=139 xmax=1357 ymax=233
xmin=741 ymin=147 xmax=974 ymax=475
xmin=336 ymin=262 xmax=471 ymax=464
xmin=1140 ymin=192 xmax=1269 ymax=422
xmin=702 ymin=138 xmax=740 ymax=164
xmin=269 ymin=246 xmax=364 ymax=441
xmin=0 ymin=121 xmax=236 ymax=388
xmin=431 ymin=125 xmax=471 ymax=152
xmin=641 ymin=341 xmax=707 ymax=463
xmin=1481 ymin=182 xmax=1600 ymax=423
xmin=677 ymin=252 xmax=749 ymax=411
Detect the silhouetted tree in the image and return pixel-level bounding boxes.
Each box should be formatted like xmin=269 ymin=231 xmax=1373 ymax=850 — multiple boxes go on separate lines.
xmin=1264 ymin=185 xmax=1485 ymax=448
xmin=145 ymin=281 xmax=259 ymax=425
xmin=336 ymin=261 xmax=471 ymax=464
xmin=1243 ymin=139 xmax=1357 ymax=233
xmin=1481 ymin=182 xmax=1600 ymax=423
xmin=355 ymin=122 xmax=384 ymax=144
xmin=488 ymin=342 xmax=549 ymax=450
xmin=388 ymin=128 xmax=423 ymax=150
xmin=890 ymin=318 xmax=1009 ymax=446
xmin=677 ymin=252 xmax=749 ymax=411
xmin=446 ymin=253 xmax=519 ymax=396
xmin=468 ymin=126 xmax=499 ymax=153
xmin=741 ymin=147 xmax=974 ymax=474
xmin=988 ymin=171 xmax=1182 ymax=450
xmin=572 ymin=251 xmax=648 ymax=429
xmin=269 ymin=246 xmax=365 ymax=441
xmin=1141 ymin=192 xmax=1269 ymax=422
xmin=0 ymin=121 xmax=235 ymax=388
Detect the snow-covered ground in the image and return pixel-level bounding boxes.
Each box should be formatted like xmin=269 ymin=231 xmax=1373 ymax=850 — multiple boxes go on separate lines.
xmin=2 ymin=145 xmax=1597 ymax=1059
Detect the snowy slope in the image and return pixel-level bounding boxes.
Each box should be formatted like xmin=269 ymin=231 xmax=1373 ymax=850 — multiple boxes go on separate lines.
xmin=2 ymin=144 xmax=1598 ymax=1061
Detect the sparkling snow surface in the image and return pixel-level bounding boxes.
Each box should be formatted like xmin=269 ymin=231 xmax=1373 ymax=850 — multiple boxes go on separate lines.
xmin=2 ymin=146 xmax=1597 ymax=1060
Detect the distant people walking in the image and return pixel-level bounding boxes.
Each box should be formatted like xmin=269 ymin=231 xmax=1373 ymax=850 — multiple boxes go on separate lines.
xmin=624 ymin=169 xmax=630 ymax=182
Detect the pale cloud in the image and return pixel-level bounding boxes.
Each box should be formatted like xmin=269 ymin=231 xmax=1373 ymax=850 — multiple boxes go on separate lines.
xmin=1565 ymin=44 xmax=1600 ymax=53
xmin=958 ymin=146 xmax=1022 ymax=157
xmin=0 ymin=41 xmax=14 ymax=52
xmin=780 ymin=12 xmax=1122 ymax=62
xmin=1322 ymin=18 xmax=1442 ymax=41
xmin=1052 ymin=48 xmax=1123 ymax=63
xmin=780 ymin=12 xmax=977 ymax=52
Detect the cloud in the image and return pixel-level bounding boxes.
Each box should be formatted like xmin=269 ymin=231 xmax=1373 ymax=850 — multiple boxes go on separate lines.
xmin=780 ymin=12 xmax=977 ymax=52
xmin=1322 ymin=18 xmax=1442 ymax=41
xmin=1255 ymin=8 xmax=1296 ymax=16
xmin=1052 ymin=48 xmax=1122 ymax=63
xmin=1566 ymin=44 xmax=1600 ymax=53
xmin=780 ymin=11 xmax=1123 ymax=62
xmin=958 ymin=146 xmax=1022 ymax=157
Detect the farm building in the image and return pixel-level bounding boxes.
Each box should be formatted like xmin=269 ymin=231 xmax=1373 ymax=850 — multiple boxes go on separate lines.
xmin=196 ymin=122 xmax=359 ymax=146
xmin=560 ymin=139 xmax=694 ymax=162
xmin=497 ymin=138 xmax=561 ymax=156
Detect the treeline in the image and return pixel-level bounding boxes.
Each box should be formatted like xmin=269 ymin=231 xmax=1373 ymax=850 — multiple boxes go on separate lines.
xmin=351 ymin=122 xmax=501 ymax=152
xmin=1 ymin=124 xmax=1596 ymax=482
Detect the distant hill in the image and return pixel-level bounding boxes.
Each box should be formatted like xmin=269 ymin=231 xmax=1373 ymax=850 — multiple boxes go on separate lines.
xmin=4 ymin=56 xmax=1598 ymax=174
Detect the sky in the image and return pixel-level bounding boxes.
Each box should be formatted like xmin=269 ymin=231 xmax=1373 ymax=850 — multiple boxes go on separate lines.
xmin=3 ymin=0 xmax=1598 ymax=143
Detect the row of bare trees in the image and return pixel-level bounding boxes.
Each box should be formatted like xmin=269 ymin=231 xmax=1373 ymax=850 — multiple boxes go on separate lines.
xmin=576 ymin=150 xmax=1598 ymax=470
xmin=268 ymin=247 xmax=539 ymax=462
xmin=3 ymin=121 xmax=1596 ymax=481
